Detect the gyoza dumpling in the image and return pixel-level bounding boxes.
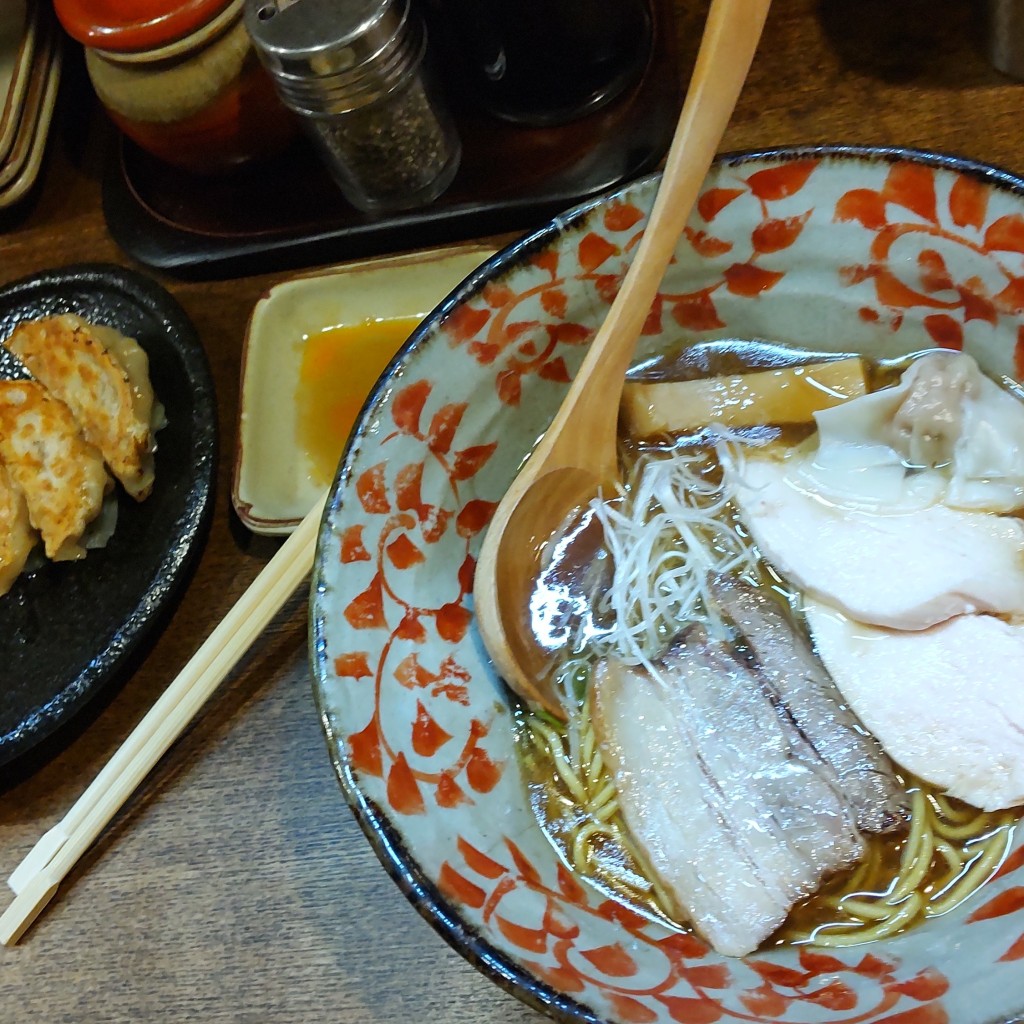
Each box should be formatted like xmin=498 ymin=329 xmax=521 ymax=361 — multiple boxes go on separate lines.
xmin=0 ymin=380 xmax=111 ymax=561
xmin=0 ymin=461 xmax=35 ymax=596
xmin=4 ymin=314 xmax=161 ymax=500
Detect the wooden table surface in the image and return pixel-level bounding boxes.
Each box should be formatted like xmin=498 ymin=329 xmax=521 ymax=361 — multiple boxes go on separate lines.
xmin=0 ymin=2 xmax=1018 ymax=1021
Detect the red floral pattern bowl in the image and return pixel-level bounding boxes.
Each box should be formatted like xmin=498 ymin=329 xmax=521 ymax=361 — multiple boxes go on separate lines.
xmin=310 ymin=146 xmax=1024 ymax=1024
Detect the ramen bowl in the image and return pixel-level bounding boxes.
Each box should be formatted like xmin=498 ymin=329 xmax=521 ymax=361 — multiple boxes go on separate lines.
xmin=310 ymin=145 xmax=1024 ymax=1024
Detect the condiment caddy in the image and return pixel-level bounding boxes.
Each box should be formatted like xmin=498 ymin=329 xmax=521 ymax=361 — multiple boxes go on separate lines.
xmin=100 ymin=0 xmax=681 ymax=277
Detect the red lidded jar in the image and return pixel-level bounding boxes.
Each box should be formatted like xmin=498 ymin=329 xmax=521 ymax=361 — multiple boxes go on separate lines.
xmin=55 ymin=0 xmax=298 ymax=173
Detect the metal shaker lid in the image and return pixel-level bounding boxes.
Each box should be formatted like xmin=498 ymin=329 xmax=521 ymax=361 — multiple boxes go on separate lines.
xmin=243 ymin=0 xmax=408 ymax=79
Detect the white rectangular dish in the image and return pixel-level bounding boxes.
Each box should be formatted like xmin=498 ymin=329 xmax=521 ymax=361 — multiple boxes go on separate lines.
xmin=233 ymin=243 xmax=496 ymax=534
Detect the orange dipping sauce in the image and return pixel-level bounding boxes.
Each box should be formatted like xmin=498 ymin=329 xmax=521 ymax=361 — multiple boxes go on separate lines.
xmin=296 ymin=316 xmax=422 ymax=486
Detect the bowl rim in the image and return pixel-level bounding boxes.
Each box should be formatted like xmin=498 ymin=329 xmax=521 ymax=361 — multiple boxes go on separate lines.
xmin=308 ymin=142 xmax=1024 ymax=1024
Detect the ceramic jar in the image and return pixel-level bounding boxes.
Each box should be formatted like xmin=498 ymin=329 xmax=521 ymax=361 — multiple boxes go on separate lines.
xmin=245 ymin=0 xmax=461 ymax=213
xmin=55 ymin=0 xmax=297 ymax=174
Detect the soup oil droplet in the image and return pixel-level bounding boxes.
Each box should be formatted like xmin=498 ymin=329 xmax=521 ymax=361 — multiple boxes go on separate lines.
xmin=296 ymin=315 xmax=423 ymax=486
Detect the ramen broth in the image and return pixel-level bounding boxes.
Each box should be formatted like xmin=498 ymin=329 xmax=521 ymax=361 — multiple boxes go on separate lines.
xmin=514 ymin=339 xmax=1022 ymax=951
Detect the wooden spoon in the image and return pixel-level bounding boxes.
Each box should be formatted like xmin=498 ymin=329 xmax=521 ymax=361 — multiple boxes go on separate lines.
xmin=473 ymin=0 xmax=772 ymax=716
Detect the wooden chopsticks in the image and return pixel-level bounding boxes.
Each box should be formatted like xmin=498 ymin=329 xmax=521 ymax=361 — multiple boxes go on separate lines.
xmin=0 ymin=492 xmax=328 ymax=945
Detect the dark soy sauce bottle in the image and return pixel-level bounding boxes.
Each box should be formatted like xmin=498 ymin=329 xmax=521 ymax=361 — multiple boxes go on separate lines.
xmin=425 ymin=0 xmax=653 ymax=126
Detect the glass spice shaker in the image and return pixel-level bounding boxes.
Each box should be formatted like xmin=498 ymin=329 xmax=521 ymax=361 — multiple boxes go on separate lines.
xmin=244 ymin=0 xmax=461 ymax=214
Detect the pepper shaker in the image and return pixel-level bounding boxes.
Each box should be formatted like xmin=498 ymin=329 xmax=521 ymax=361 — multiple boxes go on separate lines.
xmin=244 ymin=0 xmax=461 ymax=213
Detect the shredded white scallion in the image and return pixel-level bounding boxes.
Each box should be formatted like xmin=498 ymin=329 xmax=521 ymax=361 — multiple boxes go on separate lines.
xmin=582 ymin=444 xmax=760 ymax=668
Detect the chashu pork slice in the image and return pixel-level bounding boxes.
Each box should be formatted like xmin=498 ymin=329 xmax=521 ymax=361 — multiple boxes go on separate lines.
xmin=5 ymin=314 xmax=159 ymax=500
xmin=0 ymin=460 xmax=35 ymax=596
xmin=0 ymin=380 xmax=110 ymax=560
xmin=707 ymin=572 xmax=909 ymax=833
xmin=728 ymin=455 xmax=1024 ymax=630
xmin=592 ymin=626 xmax=863 ymax=957
xmin=805 ymin=600 xmax=1024 ymax=812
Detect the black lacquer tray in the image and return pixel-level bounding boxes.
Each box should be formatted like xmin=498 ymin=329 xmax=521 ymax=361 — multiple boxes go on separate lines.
xmin=101 ymin=0 xmax=680 ymax=279
xmin=0 ymin=264 xmax=217 ymax=770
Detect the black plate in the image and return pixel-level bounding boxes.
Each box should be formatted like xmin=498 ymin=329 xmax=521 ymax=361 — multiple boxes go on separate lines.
xmin=0 ymin=263 xmax=217 ymax=769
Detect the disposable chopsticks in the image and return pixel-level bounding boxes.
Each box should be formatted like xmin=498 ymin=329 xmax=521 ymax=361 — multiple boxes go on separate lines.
xmin=0 ymin=492 xmax=328 ymax=945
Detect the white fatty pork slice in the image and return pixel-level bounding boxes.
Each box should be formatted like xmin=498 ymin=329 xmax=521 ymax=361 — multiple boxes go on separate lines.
xmin=592 ymin=630 xmax=862 ymax=957
xmin=729 ymin=456 xmax=1024 ymax=630
xmin=805 ymin=601 xmax=1024 ymax=811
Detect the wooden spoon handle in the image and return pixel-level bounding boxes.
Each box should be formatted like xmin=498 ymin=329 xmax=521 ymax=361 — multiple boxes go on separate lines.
xmin=546 ymin=0 xmax=773 ymax=477
xmin=472 ymin=0 xmax=771 ymax=714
